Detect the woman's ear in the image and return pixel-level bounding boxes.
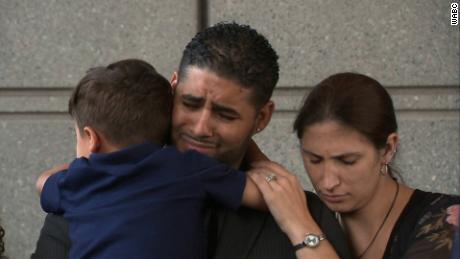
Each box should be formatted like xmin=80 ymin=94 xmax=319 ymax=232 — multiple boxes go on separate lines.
xmin=83 ymin=126 xmax=102 ymax=153
xmin=253 ymin=100 xmax=275 ymax=135
xmin=383 ymin=132 xmax=399 ymax=163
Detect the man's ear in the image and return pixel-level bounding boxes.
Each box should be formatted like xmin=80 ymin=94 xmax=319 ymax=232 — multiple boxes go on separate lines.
xmin=170 ymin=71 xmax=179 ymax=93
xmin=253 ymin=100 xmax=275 ymax=135
xmin=82 ymin=126 xmax=102 ymax=153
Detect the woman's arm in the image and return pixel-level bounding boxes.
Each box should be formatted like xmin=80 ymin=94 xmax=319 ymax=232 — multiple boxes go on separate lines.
xmin=248 ymin=161 xmax=341 ymax=259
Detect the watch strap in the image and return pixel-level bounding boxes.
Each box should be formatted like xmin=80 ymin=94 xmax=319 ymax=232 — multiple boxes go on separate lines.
xmin=293 ymin=233 xmax=326 ymax=251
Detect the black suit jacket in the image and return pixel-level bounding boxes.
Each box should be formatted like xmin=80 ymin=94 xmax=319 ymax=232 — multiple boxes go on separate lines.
xmin=32 ymin=191 xmax=350 ymax=259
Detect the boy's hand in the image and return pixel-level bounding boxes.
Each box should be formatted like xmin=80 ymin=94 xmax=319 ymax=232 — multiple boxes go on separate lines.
xmin=36 ymin=163 xmax=69 ymax=195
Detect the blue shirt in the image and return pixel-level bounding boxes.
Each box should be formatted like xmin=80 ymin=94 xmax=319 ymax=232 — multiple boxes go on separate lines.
xmin=41 ymin=142 xmax=246 ymax=259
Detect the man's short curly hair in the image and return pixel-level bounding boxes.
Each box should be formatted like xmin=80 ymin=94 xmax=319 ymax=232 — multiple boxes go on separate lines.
xmin=178 ymin=22 xmax=279 ymax=108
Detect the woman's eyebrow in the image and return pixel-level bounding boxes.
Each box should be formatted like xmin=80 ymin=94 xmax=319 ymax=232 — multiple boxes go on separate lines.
xmin=301 ymin=148 xmax=322 ymax=158
xmin=332 ymin=153 xmax=361 ymax=160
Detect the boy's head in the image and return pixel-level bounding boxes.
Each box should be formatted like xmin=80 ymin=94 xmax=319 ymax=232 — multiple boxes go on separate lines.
xmin=69 ymin=59 xmax=172 ymax=157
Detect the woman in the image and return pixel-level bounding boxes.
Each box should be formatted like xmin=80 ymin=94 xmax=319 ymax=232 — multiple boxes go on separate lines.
xmin=0 ymin=222 xmax=6 ymax=259
xmin=249 ymin=72 xmax=459 ymax=259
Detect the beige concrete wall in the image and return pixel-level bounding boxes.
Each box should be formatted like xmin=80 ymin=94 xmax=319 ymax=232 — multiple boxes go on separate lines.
xmin=1 ymin=1 xmax=458 ymax=258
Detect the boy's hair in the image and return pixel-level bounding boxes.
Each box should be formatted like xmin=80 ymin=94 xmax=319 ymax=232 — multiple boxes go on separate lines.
xmin=69 ymin=59 xmax=172 ymax=147
xmin=178 ymin=22 xmax=279 ymax=108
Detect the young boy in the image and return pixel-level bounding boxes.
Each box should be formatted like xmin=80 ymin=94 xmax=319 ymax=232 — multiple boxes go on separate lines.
xmin=36 ymin=59 xmax=265 ymax=259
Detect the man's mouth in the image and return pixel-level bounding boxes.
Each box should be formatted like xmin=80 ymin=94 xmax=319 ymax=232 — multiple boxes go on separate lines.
xmin=179 ymin=134 xmax=218 ymax=153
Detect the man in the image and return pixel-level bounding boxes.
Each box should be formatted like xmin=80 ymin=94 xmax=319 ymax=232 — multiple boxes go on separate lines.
xmin=32 ymin=22 xmax=349 ymax=259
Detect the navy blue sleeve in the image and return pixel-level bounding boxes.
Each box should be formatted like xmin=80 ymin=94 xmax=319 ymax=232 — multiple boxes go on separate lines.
xmin=187 ymin=151 xmax=246 ymax=210
xmin=40 ymin=171 xmax=67 ymax=214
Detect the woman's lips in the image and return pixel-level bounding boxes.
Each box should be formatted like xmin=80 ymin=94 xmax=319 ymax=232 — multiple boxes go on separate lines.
xmin=320 ymin=193 xmax=348 ymax=203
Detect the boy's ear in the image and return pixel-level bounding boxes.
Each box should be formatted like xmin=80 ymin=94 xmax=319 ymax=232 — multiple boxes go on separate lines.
xmin=253 ymin=100 xmax=275 ymax=135
xmin=170 ymin=72 xmax=178 ymax=93
xmin=83 ymin=126 xmax=102 ymax=153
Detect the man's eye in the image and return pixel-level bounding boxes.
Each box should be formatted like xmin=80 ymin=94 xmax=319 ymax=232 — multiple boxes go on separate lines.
xmin=183 ymin=101 xmax=199 ymax=109
xmin=218 ymin=113 xmax=236 ymax=121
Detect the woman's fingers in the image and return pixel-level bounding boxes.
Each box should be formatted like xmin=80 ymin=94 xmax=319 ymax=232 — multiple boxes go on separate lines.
xmin=247 ymin=169 xmax=274 ymax=194
xmin=251 ymin=161 xmax=302 ymax=194
xmin=248 ymin=162 xmax=319 ymax=244
xmin=249 ymin=163 xmax=309 ymax=215
xmin=250 ymin=161 xmax=296 ymax=179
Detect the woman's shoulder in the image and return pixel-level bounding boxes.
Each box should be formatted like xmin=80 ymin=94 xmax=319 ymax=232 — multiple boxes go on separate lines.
xmin=411 ymin=190 xmax=459 ymax=240
xmin=387 ymin=189 xmax=459 ymax=259
xmin=414 ymin=189 xmax=460 ymax=204
xmin=409 ymin=189 xmax=459 ymax=227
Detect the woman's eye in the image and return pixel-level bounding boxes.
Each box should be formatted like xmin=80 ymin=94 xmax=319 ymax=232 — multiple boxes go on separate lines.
xmin=310 ymin=158 xmax=322 ymax=164
xmin=341 ymin=159 xmax=356 ymax=165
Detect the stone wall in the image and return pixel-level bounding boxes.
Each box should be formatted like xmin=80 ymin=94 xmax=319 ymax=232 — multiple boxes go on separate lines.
xmin=1 ymin=1 xmax=458 ymax=258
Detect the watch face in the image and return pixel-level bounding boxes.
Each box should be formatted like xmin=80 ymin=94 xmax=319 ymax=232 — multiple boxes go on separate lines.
xmin=305 ymin=234 xmax=320 ymax=247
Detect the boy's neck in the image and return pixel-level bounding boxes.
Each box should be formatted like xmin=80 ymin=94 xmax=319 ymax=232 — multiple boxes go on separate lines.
xmin=86 ymin=140 xmax=123 ymax=158
xmin=97 ymin=142 xmax=122 ymax=154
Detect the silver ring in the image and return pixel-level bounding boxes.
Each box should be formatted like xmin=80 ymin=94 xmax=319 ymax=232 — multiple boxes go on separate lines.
xmin=265 ymin=173 xmax=277 ymax=183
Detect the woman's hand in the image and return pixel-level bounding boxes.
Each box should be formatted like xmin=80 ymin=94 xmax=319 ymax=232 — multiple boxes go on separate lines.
xmin=248 ymin=161 xmax=340 ymax=259
xmin=247 ymin=161 xmax=317 ymax=243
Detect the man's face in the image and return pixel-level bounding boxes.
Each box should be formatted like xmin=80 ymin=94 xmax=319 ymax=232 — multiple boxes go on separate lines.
xmin=171 ymin=66 xmax=273 ymax=168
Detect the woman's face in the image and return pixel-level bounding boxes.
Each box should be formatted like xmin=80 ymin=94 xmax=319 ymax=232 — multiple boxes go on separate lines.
xmin=300 ymin=120 xmax=386 ymax=213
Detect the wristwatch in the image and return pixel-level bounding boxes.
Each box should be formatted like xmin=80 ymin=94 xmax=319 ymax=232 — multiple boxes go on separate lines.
xmin=293 ymin=233 xmax=327 ymax=251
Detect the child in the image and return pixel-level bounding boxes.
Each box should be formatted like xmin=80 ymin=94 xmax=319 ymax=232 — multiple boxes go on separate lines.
xmin=36 ymin=59 xmax=265 ymax=259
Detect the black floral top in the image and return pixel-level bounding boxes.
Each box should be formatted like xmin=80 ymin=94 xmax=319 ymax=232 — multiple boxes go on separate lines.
xmin=383 ymin=189 xmax=460 ymax=259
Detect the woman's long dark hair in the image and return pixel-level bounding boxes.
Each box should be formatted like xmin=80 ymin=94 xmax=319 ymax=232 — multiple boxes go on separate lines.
xmin=294 ymin=72 xmax=400 ymax=179
xmin=0 ymin=222 xmax=6 ymax=259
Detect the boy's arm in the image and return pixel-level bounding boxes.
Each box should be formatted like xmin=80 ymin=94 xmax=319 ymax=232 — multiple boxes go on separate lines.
xmin=241 ymin=140 xmax=270 ymax=210
xmin=241 ymin=174 xmax=267 ymax=211
xmin=36 ymin=163 xmax=69 ymax=195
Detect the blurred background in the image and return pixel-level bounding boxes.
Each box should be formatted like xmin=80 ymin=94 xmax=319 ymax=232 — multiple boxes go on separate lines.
xmin=0 ymin=0 xmax=458 ymax=258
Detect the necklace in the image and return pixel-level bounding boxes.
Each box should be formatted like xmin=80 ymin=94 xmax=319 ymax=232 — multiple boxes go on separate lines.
xmin=356 ymin=181 xmax=399 ymax=259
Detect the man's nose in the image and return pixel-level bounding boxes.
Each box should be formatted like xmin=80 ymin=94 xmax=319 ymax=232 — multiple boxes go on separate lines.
xmin=192 ymin=110 xmax=213 ymax=137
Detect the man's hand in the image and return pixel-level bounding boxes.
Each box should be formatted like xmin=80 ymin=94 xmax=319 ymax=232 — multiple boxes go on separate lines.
xmin=36 ymin=163 xmax=69 ymax=195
